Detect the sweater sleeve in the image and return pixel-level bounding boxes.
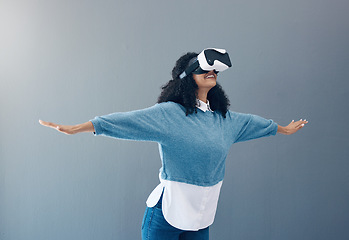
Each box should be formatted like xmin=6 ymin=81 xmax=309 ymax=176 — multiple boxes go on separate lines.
xmin=89 ymin=103 xmax=169 ymax=143
xmin=233 ymin=113 xmax=278 ymax=143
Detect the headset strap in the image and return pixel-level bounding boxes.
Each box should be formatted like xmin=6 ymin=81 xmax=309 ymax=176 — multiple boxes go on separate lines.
xmin=179 ymin=59 xmax=200 ymax=79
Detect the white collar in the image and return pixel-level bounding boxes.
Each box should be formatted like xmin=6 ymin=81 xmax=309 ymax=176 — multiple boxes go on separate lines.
xmin=196 ymin=99 xmax=213 ymax=112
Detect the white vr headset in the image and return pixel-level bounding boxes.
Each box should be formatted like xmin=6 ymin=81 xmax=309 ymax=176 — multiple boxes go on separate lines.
xmin=179 ymin=48 xmax=232 ymax=79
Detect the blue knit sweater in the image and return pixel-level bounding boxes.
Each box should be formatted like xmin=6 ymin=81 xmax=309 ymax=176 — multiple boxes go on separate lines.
xmin=90 ymin=102 xmax=278 ymax=187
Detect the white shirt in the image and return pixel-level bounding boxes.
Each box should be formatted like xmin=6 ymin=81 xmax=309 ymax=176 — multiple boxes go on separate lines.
xmin=146 ymin=99 xmax=223 ymax=231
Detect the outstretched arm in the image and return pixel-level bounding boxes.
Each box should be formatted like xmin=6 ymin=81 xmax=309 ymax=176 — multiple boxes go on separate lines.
xmin=39 ymin=120 xmax=95 ymax=135
xmin=277 ymin=119 xmax=308 ymax=135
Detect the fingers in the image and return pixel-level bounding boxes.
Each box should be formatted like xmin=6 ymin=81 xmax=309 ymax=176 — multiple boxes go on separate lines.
xmin=39 ymin=120 xmax=65 ymax=132
xmin=288 ymin=118 xmax=308 ymax=131
xmin=39 ymin=119 xmax=75 ymax=135
xmin=39 ymin=119 xmax=58 ymax=129
xmin=294 ymin=118 xmax=309 ymax=129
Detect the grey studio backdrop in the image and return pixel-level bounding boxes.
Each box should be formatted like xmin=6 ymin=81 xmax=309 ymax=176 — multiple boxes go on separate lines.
xmin=1 ymin=0 xmax=348 ymax=239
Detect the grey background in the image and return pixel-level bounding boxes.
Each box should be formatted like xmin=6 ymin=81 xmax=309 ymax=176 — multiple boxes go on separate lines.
xmin=1 ymin=0 xmax=348 ymax=239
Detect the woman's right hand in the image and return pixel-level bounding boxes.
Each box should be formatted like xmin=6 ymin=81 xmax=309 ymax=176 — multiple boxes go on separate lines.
xmin=39 ymin=120 xmax=95 ymax=135
xmin=39 ymin=120 xmax=78 ymax=135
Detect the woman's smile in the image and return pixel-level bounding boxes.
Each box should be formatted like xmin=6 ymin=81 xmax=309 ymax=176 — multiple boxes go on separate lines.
xmin=204 ymin=73 xmax=216 ymax=80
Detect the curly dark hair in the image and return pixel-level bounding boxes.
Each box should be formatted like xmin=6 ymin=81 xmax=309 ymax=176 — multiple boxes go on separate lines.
xmin=157 ymin=52 xmax=230 ymax=118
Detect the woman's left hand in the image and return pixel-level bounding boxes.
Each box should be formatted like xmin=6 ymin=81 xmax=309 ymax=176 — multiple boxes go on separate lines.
xmin=277 ymin=119 xmax=308 ymax=135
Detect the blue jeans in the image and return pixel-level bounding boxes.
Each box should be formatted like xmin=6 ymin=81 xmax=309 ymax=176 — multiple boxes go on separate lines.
xmin=141 ymin=194 xmax=209 ymax=240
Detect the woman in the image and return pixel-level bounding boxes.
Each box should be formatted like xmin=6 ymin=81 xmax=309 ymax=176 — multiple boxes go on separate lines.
xmin=39 ymin=49 xmax=308 ymax=240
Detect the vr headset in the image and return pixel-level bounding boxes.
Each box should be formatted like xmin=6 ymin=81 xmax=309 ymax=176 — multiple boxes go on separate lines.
xmin=179 ymin=48 xmax=232 ymax=79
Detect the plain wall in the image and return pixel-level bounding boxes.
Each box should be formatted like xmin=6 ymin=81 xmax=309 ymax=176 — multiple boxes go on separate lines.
xmin=1 ymin=0 xmax=349 ymax=239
